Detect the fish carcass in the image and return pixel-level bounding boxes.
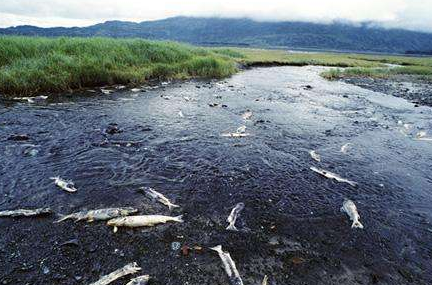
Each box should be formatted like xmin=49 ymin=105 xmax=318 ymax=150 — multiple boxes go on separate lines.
xmin=210 ymin=245 xmax=244 ymax=285
xmin=140 ymin=187 xmax=180 ymax=210
xmin=107 ymin=215 xmax=183 ymax=233
xmin=50 ymin=177 xmax=77 ymax=193
xmin=340 ymin=200 xmax=364 ymax=229
xmin=55 ymin=207 xmax=138 ymax=223
xmin=310 ymin=167 xmax=357 ymax=187
xmin=89 ymin=262 xmax=141 ymax=285
xmin=0 ymin=208 xmax=52 ymax=217
xmin=226 ymin=203 xmax=245 ymax=231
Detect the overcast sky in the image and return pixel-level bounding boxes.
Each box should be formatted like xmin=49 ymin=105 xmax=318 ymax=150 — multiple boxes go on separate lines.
xmin=1 ymin=0 xmax=432 ymax=32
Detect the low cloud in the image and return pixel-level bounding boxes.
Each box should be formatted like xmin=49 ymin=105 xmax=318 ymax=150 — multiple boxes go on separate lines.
xmin=1 ymin=0 xmax=431 ymax=32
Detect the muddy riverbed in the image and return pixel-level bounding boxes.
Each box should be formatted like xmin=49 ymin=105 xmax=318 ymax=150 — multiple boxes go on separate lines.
xmin=1 ymin=66 xmax=432 ymax=285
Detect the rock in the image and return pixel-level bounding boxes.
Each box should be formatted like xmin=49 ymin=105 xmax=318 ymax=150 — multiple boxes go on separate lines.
xmin=171 ymin=242 xmax=181 ymax=251
xmin=105 ymin=124 xmax=122 ymax=135
xmin=8 ymin=134 xmax=30 ymax=141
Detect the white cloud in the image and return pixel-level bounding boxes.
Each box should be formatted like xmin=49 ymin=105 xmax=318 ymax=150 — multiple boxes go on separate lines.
xmin=0 ymin=0 xmax=431 ymax=32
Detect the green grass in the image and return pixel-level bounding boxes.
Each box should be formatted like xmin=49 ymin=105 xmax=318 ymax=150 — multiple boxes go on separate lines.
xmin=0 ymin=36 xmax=238 ymax=96
xmin=1 ymin=36 xmax=431 ymax=96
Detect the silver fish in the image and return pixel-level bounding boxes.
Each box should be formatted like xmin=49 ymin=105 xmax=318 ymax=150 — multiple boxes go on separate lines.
xmin=340 ymin=143 xmax=352 ymax=154
xmin=309 ymin=150 xmax=321 ymax=162
xmin=50 ymin=177 xmax=77 ymax=193
xmin=89 ymin=262 xmax=141 ymax=285
xmin=340 ymin=200 xmax=364 ymax=229
xmin=55 ymin=207 xmax=138 ymax=223
xmin=140 ymin=187 xmax=180 ymax=210
xmin=310 ymin=167 xmax=357 ymax=187
xmin=107 ymin=215 xmax=183 ymax=233
xmin=126 ymin=275 xmax=150 ymax=285
xmin=226 ymin=203 xmax=245 ymax=231
xmin=0 ymin=208 xmax=52 ymax=217
xmin=210 ymin=245 xmax=244 ymax=285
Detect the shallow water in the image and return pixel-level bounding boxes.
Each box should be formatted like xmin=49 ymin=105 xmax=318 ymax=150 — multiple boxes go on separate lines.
xmin=1 ymin=66 xmax=432 ymax=284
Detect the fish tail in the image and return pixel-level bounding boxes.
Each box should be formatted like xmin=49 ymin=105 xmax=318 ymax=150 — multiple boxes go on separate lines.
xmin=168 ymin=203 xmax=180 ymax=210
xmin=210 ymin=245 xmax=223 ymax=253
xmin=173 ymin=215 xmax=184 ymax=223
xmin=226 ymin=223 xmax=238 ymax=231
xmin=352 ymin=220 xmax=364 ymax=229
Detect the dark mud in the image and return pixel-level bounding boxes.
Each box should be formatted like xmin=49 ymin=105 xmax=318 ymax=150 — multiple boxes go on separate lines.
xmin=1 ymin=66 xmax=432 ymax=285
xmin=342 ymin=76 xmax=432 ymax=107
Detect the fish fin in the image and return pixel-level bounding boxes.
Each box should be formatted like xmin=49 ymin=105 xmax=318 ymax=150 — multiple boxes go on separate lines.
xmin=351 ymin=220 xmax=364 ymax=229
xmin=113 ymin=226 xmax=118 ymax=233
xmin=226 ymin=224 xmax=238 ymax=231
xmin=210 ymin=245 xmax=223 ymax=253
xmin=173 ymin=215 xmax=184 ymax=223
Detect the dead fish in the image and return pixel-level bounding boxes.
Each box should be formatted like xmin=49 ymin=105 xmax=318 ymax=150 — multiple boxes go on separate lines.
xmin=415 ymin=131 xmax=432 ymax=141
xmin=226 ymin=202 xmax=245 ymax=231
xmin=116 ymin=85 xmax=126 ymax=90
xmin=140 ymin=187 xmax=180 ymax=210
xmin=130 ymin=88 xmax=141 ymax=92
xmin=89 ymin=262 xmax=141 ymax=285
xmin=309 ymin=150 xmax=321 ymax=162
xmin=310 ymin=167 xmax=357 ymax=187
xmin=101 ymin=89 xmax=113 ymax=95
xmin=126 ymin=275 xmax=150 ymax=285
xmin=107 ymin=215 xmax=183 ymax=233
xmin=55 ymin=207 xmax=138 ymax=223
xmin=340 ymin=200 xmax=364 ymax=229
xmin=340 ymin=143 xmax=352 ymax=154
xmin=241 ymin=110 xmax=253 ymax=120
xmin=262 ymin=275 xmax=268 ymax=285
xmin=0 ymin=208 xmax=52 ymax=218
xmin=210 ymin=245 xmax=244 ymax=285
xmin=221 ymin=133 xmax=250 ymax=138
xmin=50 ymin=177 xmax=77 ymax=193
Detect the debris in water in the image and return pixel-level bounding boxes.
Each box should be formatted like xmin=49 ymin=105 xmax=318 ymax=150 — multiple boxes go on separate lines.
xmin=116 ymin=85 xmax=126 ymax=90
xmin=126 ymin=275 xmax=150 ymax=285
xmin=226 ymin=202 xmax=245 ymax=231
xmin=0 ymin=208 xmax=52 ymax=217
xmin=140 ymin=187 xmax=180 ymax=210
xmin=222 ymin=126 xmax=250 ymax=138
xmin=310 ymin=167 xmax=357 ymax=187
xmin=130 ymin=88 xmax=141 ymax=92
xmin=50 ymin=177 xmax=78 ymax=193
xmin=183 ymin=96 xmax=192 ymax=101
xmin=55 ymin=207 xmax=138 ymax=223
xmin=107 ymin=215 xmax=184 ymax=233
xmin=340 ymin=199 xmax=364 ymax=229
xmin=7 ymin=134 xmax=30 ymax=141
xmin=340 ymin=143 xmax=352 ymax=154
xmin=236 ymin=126 xmax=247 ymax=134
xmin=178 ymin=111 xmax=184 ymax=118
xmin=88 ymin=262 xmax=141 ymax=285
xmin=241 ymin=110 xmax=253 ymax=120
xmin=309 ymin=150 xmax=321 ymax=162
xmin=210 ymin=245 xmax=244 ymax=285
xmin=13 ymin=96 xmax=48 ymax=103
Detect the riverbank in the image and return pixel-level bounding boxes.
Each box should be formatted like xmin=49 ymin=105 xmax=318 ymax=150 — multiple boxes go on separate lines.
xmin=1 ymin=36 xmax=432 ymax=97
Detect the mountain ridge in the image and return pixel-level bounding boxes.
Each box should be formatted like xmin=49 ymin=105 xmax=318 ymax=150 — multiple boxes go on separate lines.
xmin=1 ymin=16 xmax=432 ymax=54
